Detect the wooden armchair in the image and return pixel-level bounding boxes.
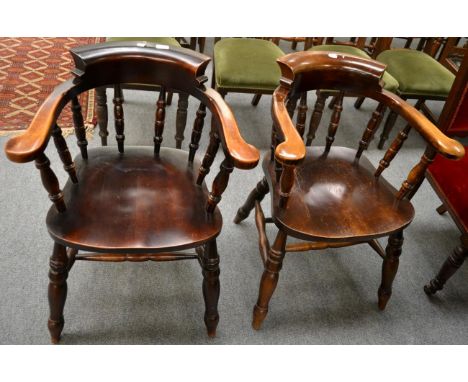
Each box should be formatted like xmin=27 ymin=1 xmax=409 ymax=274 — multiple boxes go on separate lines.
xmin=4 ymin=41 xmax=259 ymax=343
xmin=233 ymin=51 xmax=464 ymax=330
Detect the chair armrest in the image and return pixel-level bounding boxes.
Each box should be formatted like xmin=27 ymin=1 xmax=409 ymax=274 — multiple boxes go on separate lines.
xmin=204 ymin=88 xmax=260 ymax=169
xmin=272 ymin=87 xmax=306 ymax=165
xmin=4 ymin=80 xmax=75 ymax=163
xmin=378 ymin=89 xmax=465 ymax=160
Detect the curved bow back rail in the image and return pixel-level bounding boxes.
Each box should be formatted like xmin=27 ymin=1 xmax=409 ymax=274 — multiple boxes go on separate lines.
xmin=5 ymin=41 xmax=260 ymax=214
xmin=271 ymin=51 xmax=464 ymax=205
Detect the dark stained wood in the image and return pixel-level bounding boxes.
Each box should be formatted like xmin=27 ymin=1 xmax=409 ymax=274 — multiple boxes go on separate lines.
xmin=306 ymin=90 xmax=326 ymax=146
xmin=424 ymin=234 xmax=468 ymax=295
xmin=378 ymin=230 xmax=404 ymax=310
xmin=35 ymin=153 xmax=66 ymax=213
xmin=47 ymin=147 xmax=223 ymax=252
xmin=200 ymin=240 xmax=220 ymax=337
xmin=4 ymin=41 xmax=260 ymax=342
xmin=197 ymin=123 xmax=221 ymax=185
xmin=113 ymin=84 xmax=125 ymax=153
xmin=252 ymin=229 xmax=287 ymax=330
xmin=375 ymin=125 xmax=412 ymax=177
xmin=48 ymin=242 xmax=69 ymax=344
xmin=295 ymin=92 xmax=308 ymax=137
xmin=206 ymin=158 xmax=234 ymax=213
xmin=236 ymin=50 xmax=464 ymax=329
xmin=71 ymin=96 xmax=88 ymax=159
xmin=234 ymin=177 xmax=269 ymax=223
xmin=52 ymin=124 xmax=78 ymax=183
xmin=95 ymin=87 xmax=109 ymax=146
xmin=325 ymin=92 xmax=344 ymax=152
xmin=153 ymin=87 xmax=166 ymax=156
xmin=175 ymin=92 xmax=189 ymax=149
xmin=188 ymin=103 xmax=207 ymax=163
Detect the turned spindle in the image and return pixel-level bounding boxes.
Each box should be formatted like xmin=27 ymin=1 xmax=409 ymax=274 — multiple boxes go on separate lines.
xmin=356 ymin=103 xmax=387 ymax=159
xmin=188 ymin=103 xmax=207 ymax=163
xmin=153 ymin=87 xmax=167 ymax=156
xmin=35 ymin=153 xmax=66 ymax=213
xmin=296 ymin=92 xmax=308 ymax=138
xmin=375 ymin=125 xmax=411 ymax=178
xmin=113 ymin=84 xmax=125 ymax=153
xmin=197 ymin=121 xmax=220 ymax=185
xmin=206 ymin=158 xmax=234 ymax=213
xmin=306 ymin=91 xmax=326 ymax=146
xmin=175 ymin=92 xmax=189 ymax=149
xmin=325 ymin=92 xmax=344 ymax=152
xmin=71 ymin=97 xmax=88 ymax=159
xmin=52 ymin=124 xmax=78 ymax=183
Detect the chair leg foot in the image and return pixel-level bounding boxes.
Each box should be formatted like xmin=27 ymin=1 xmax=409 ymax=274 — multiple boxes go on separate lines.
xmin=252 ymin=230 xmax=287 ymax=330
xmin=47 ymin=242 xmax=69 ymax=344
xmin=436 ymin=204 xmax=447 ymax=215
xmin=201 ymin=240 xmax=220 ymax=338
xmin=424 ymin=235 xmax=468 ymax=296
xmin=251 ymin=94 xmax=262 ymax=106
xmin=378 ymin=110 xmax=398 ymax=149
xmin=234 ymin=177 xmax=269 ymax=224
xmin=354 ymin=97 xmax=365 ymax=109
xmin=378 ymin=231 xmax=404 ymax=311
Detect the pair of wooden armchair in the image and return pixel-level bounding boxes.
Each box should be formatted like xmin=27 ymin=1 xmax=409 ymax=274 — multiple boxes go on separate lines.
xmin=5 ymin=41 xmax=464 ymax=343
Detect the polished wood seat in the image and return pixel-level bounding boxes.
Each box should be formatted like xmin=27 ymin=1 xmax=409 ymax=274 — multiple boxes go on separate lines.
xmin=265 ymin=146 xmax=414 ymax=242
xmin=47 ymin=147 xmax=222 ymax=253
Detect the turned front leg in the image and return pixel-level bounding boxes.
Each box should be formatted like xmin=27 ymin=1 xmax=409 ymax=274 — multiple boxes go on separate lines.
xmin=424 ymin=235 xmax=468 ymax=295
xmin=252 ymin=229 xmax=287 ymax=330
xmin=201 ymin=240 xmax=220 ymax=338
xmin=48 ymin=242 xmax=69 ymax=344
xmin=378 ymin=230 xmax=404 ymax=310
xmin=234 ymin=177 xmax=269 ymax=224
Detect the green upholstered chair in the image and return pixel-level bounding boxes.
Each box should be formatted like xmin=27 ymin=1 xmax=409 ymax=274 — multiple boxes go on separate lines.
xmin=373 ymin=42 xmax=456 ymax=148
xmin=96 ymin=37 xmax=193 ymax=149
xmin=301 ymin=41 xmax=399 ymax=146
xmin=213 ymin=38 xmax=285 ymax=105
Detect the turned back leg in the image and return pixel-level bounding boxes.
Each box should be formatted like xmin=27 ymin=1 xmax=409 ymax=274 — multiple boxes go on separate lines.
xmin=234 ymin=177 xmax=270 ymax=224
xmin=201 ymin=240 xmax=220 ymax=338
xmin=424 ymin=234 xmax=468 ymax=295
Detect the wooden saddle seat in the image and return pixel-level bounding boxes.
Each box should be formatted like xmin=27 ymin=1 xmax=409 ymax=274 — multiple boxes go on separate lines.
xmin=46 ymin=146 xmax=222 ymax=253
xmin=265 ymin=146 xmax=415 ymax=242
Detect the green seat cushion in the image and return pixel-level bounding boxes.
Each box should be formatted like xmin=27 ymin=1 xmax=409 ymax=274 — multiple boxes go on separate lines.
xmin=308 ymin=45 xmax=399 ymax=92
xmin=377 ymin=49 xmax=455 ymax=97
xmin=214 ymin=38 xmax=285 ymax=91
xmin=106 ymin=37 xmax=181 ymax=47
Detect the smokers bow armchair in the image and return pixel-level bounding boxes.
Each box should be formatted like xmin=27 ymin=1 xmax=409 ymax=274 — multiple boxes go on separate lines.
xmin=234 ymin=51 xmax=464 ymax=330
xmin=4 ymin=41 xmax=259 ymax=343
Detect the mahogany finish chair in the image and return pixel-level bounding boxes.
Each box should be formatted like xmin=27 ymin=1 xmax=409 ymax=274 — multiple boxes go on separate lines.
xmin=424 ymin=53 xmax=468 ymax=295
xmin=4 ymin=41 xmax=259 ymax=343
xmin=233 ymin=51 xmax=464 ymax=329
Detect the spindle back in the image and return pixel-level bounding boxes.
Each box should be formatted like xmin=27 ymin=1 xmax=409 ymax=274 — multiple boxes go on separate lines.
xmin=270 ymin=51 xmax=464 ymax=204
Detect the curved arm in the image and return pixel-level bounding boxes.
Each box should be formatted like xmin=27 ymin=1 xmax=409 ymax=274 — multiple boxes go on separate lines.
xmin=5 ymin=80 xmax=76 ymax=163
xmin=376 ymin=89 xmax=464 ymax=160
xmin=272 ymin=86 xmax=306 ymax=165
xmin=204 ymin=88 xmax=260 ymax=169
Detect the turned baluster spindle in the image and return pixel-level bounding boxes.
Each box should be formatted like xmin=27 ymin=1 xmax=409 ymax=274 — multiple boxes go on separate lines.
xmin=286 ymin=94 xmax=299 ymax=119
xmin=206 ymin=158 xmax=234 ymax=213
xmin=153 ymin=87 xmax=167 ymax=156
xmin=71 ymin=97 xmax=88 ymax=159
xmin=279 ymin=165 xmax=295 ymax=208
xmin=270 ymin=124 xmax=279 ymax=161
xmin=113 ymin=84 xmax=125 ymax=153
xmin=175 ymin=92 xmax=189 ymax=149
xmin=35 ymin=153 xmax=66 ymax=213
xmin=325 ymin=92 xmax=344 ymax=152
xmin=197 ymin=121 xmax=221 ymax=185
xmin=306 ymin=91 xmax=326 ymax=146
xmin=188 ymin=103 xmax=207 ymax=163
xmin=375 ymin=125 xmax=411 ymax=178
xmin=296 ymin=92 xmax=308 ymax=138
xmin=397 ymin=146 xmax=436 ymax=200
xmin=356 ymin=103 xmax=387 ymax=159
xmin=52 ymin=124 xmax=78 ymax=183
xmin=95 ymin=87 xmax=109 ymax=146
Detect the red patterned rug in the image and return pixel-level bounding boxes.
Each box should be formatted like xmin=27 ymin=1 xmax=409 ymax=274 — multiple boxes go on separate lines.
xmin=0 ymin=37 xmax=105 ymax=136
